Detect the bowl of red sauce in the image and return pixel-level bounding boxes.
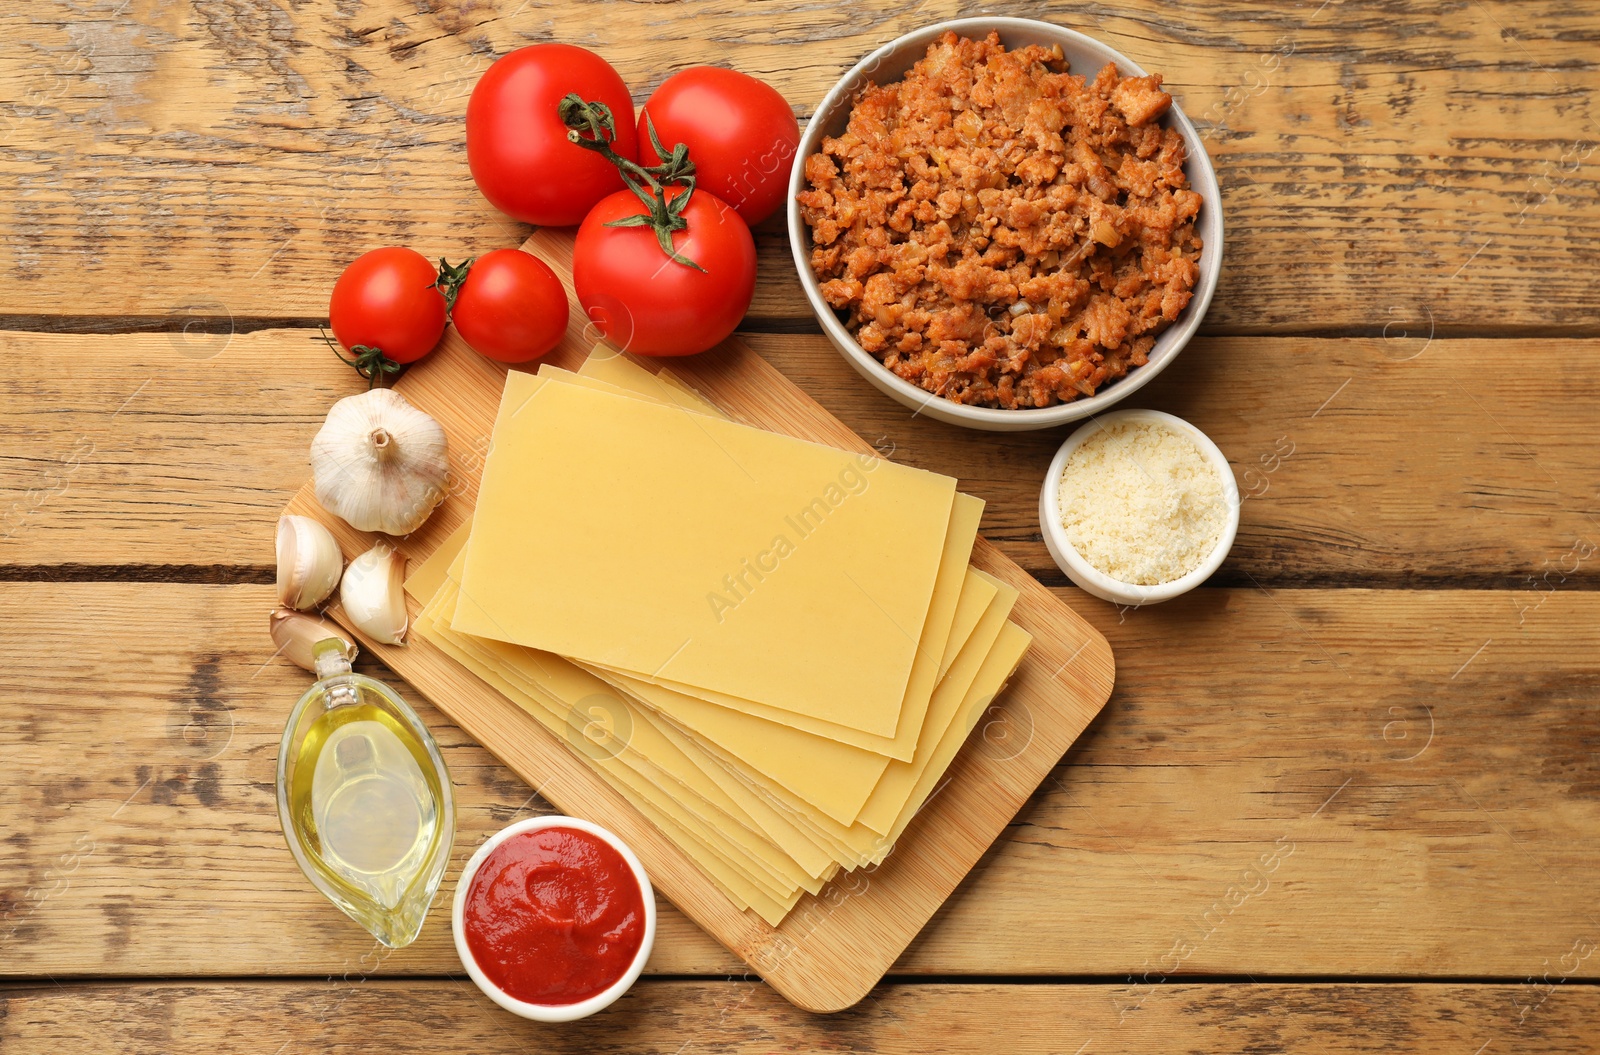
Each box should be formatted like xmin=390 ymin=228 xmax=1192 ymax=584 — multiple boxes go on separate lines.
xmin=452 ymin=816 xmax=655 ymax=1022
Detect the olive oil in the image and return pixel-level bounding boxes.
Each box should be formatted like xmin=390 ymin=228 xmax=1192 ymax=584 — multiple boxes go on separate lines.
xmin=277 ymin=640 xmax=454 ymax=948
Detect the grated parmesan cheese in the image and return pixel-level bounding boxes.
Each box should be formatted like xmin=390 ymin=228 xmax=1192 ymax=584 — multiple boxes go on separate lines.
xmin=1057 ymin=420 xmax=1227 ymax=585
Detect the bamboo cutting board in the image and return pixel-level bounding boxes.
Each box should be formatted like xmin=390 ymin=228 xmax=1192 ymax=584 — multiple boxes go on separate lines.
xmin=284 ymin=229 xmax=1115 ymax=1012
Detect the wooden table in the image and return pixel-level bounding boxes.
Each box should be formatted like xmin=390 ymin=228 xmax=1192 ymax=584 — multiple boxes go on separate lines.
xmin=2 ymin=1 xmax=1597 ymax=1050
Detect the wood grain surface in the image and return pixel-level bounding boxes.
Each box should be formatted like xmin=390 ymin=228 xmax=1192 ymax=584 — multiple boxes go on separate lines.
xmin=4 ymin=981 xmax=1599 ymax=1053
xmin=0 ymin=0 xmax=1596 ymax=332
xmin=4 ymin=0 xmax=1599 ymax=1043
xmin=2 ymin=583 xmax=1593 ymax=980
xmin=3 ymin=329 xmax=1598 ymax=584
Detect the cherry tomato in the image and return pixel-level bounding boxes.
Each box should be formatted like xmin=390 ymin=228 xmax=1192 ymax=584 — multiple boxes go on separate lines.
xmin=450 ymin=249 xmax=571 ymax=364
xmin=637 ymin=67 xmax=799 ymax=227
xmin=467 ymin=44 xmax=639 ymax=226
xmin=573 ymin=187 xmax=756 ymax=357
xmin=328 ymin=247 xmax=447 ymax=367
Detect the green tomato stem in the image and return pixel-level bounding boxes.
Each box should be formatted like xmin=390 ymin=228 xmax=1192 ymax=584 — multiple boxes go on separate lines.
xmin=432 ymin=257 xmax=474 ymax=314
xmin=559 ymin=95 xmax=706 ymax=272
xmin=319 ymin=330 xmax=402 ymax=389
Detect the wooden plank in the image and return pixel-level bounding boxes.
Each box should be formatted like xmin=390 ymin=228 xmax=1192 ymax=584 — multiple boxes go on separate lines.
xmin=2 ymin=583 xmax=1595 ymax=979
xmin=4 ymin=329 xmax=1598 ymax=585
xmin=0 ymin=328 xmax=351 ymax=569
xmin=4 ymin=980 xmax=1599 ymax=1051
xmin=0 ymin=1 xmax=1596 ymax=330
xmin=0 ymin=582 xmax=736 ymax=977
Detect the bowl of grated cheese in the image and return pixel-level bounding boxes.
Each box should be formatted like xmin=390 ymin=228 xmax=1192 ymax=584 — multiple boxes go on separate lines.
xmin=1039 ymin=409 xmax=1240 ymax=606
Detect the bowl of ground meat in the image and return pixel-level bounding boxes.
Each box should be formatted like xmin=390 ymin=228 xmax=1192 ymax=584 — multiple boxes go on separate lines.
xmin=791 ymin=19 xmax=1222 ymax=431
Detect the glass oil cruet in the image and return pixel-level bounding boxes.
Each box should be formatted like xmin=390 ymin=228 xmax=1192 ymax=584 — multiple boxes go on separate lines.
xmin=276 ymin=638 xmax=455 ymax=948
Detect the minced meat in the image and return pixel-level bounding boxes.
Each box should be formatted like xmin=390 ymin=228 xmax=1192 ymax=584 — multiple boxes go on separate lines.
xmin=798 ymin=31 xmax=1204 ymax=410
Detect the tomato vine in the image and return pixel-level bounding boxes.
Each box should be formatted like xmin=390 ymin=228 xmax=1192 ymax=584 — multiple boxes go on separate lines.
xmin=559 ymin=95 xmax=707 ymax=271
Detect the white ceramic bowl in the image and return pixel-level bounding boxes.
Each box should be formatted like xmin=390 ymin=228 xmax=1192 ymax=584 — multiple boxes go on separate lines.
xmin=787 ymin=16 xmax=1224 ymax=432
xmin=452 ymin=815 xmax=656 ymax=1022
xmin=1039 ymin=409 xmax=1240 ymax=606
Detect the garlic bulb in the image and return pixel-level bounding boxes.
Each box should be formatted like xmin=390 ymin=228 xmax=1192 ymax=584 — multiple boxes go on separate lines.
xmin=276 ymin=515 xmax=343 ymax=610
xmin=269 ymin=607 xmax=358 ymax=673
xmin=340 ymin=542 xmax=409 ymax=645
xmin=311 ymin=388 xmax=448 ymax=536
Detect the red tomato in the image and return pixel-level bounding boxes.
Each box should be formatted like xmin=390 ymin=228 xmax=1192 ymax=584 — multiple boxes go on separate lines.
xmin=328 ymin=247 xmax=447 ymax=364
xmin=637 ymin=67 xmax=799 ymax=226
xmin=573 ymin=187 xmax=755 ymax=356
xmin=450 ymin=248 xmax=571 ymax=364
xmin=466 ymin=44 xmax=639 ymax=226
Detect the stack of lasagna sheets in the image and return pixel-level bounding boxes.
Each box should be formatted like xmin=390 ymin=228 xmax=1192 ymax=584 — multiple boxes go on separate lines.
xmin=402 ymin=351 xmax=1032 ymax=925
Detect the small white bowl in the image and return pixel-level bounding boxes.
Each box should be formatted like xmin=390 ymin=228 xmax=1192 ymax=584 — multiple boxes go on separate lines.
xmin=1039 ymin=409 xmax=1239 ymax=606
xmin=788 ymin=16 xmax=1224 ymax=432
xmin=452 ymin=815 xmax=656 ymax=1022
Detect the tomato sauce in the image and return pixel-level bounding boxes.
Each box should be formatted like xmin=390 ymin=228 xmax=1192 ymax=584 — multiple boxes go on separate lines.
xmin=463 ymin=827 xmax=646 ymax=1005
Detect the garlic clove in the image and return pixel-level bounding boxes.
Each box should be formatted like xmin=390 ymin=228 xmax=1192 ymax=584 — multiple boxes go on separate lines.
xmin=339 ymin=542 xmax=409 ymax=645
xmin=311 ymin=388 xmax=449 ymax=536
xmin=275 ymin=515 xmax=344 ymax=610
xmin=270 ymin=607 xmax=359 ymax=673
